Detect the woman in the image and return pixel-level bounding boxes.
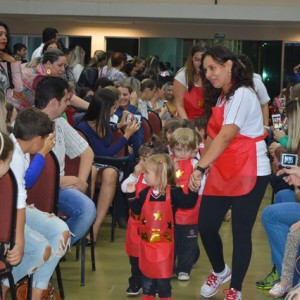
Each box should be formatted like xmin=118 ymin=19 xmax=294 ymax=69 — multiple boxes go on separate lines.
xmin=68 ymin=45 xmax=85 ymax=83
xmin=21 ymin=48 xmax=88 ymax=110
xmin=174 ymin=43 xmax=208 ymax=121
xmin=163 ymin=81 xmax=177 ymax=117
xmin=77 ymin=88 xmax=140 ymax=241
xmin=77 ymin=50 xmax=107 ymax=90
xmin=100 ymin=51 xmax=127 ymax=84
xmin=0 ymin=21 xmax=24 ymax=110
xmin=189 ymin=46 xmax=270 ymax=300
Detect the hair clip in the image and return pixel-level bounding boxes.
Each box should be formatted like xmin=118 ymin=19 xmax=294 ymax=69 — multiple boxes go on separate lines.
xmin=158 ymin=159 xmax=164 ymax=164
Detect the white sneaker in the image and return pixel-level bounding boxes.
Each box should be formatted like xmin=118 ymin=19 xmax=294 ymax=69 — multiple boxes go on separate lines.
xmin=224 ymin=288 xmax=242 ymax=300
xmin=177 ymin=272 xmax=190 ymax=281
xmin=200 ymin=265 xmax=232 ymax=298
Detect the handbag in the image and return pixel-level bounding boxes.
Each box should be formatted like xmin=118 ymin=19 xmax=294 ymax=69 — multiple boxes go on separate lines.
xmin=15 ymin=278 xmax=61 ymax=300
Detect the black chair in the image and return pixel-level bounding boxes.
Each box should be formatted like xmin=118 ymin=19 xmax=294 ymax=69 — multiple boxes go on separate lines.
xmin=0 ymin=169 xmax=18 ymax=300
xmin=26 ymin=151 xmax=65 ymax=299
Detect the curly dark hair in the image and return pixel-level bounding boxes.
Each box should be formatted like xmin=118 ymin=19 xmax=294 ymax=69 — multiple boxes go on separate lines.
xmin=200 ymin=46 xmax=254 ymax=117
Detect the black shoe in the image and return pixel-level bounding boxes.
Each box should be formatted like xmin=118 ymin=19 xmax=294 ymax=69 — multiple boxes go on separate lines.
xmin=117 ymin=217 xmax=128 ymax=229
xmin=85 ymin=238 xmax=96 ymax=247
xmin=126 ymin=286 xmax=142 ymax=296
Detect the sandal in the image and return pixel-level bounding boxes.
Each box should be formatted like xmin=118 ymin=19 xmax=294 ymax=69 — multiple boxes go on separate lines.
xmin=285 ymin=283 xmax=300 ymax=300
xmin=269 ymin=283 xmax=291 ymax=298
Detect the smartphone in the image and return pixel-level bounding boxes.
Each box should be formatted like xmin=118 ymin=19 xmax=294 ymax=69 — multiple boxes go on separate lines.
xmin=280 ymin=153 xmax=298 ymax=168
xmin=271 ymin=114 xmax=283 ymax=130
xmin=127 ymin=114 xmax=141 ymax=123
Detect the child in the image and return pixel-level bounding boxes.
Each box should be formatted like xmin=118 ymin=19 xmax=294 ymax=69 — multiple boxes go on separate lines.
xmin=2 ymin=107 xmax=70 ymax=299
xmin=169 ymin=127 xmax=203 ymax=281
xmin=121 ymin=135 xmax=166 ymax=296
xmin=126 ymin=153 xmax=198 ymax=300
xmin=161 ymin=118 xmax=185 ymax=154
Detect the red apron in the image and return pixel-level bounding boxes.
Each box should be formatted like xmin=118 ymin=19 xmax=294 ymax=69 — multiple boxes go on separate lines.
xmin=204 ymin=102 xmax=264 ymax=196
xmin=184 ymin=86 xmax=205 ymax=121
xmin=173 ymin=158 xmax=201 ymax=225
xmin=139 ymin=187 xmax=174 ymax=278
xmin=125 ymin=173 xmax=148 ymax=257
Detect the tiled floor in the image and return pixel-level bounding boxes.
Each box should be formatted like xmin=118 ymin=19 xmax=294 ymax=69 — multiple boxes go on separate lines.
xmin=58 ymin=184 xmax=278 ymax=299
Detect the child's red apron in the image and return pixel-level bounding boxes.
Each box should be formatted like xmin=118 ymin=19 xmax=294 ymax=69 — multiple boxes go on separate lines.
xmin=203 ymin=102 xmax=264 ymax=196
xmin=139 ymin=187 xmax=174 ymax=278
xmin=125 ymin=174 xmax=148 ymax=257
xmin=173 ymin=158 xmax=201 ymax=225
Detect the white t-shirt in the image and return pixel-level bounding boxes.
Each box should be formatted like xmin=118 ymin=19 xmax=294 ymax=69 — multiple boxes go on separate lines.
xmin=174 ymin=68 xmax=188 ymax=89
xmin=218 ymin=87 xmax=270 ymax=176
xmin=52 ymin=117 xmax=89 ymax=176
xmin=9 ymin=134 xmax=28 ymax=209
xmin=72 ymin=64 xmax=84 ymax=83
xmin=253 ymin=73 xmax=270 ymax=105
xmin=31 ymin=43 xmax=44 ymax=60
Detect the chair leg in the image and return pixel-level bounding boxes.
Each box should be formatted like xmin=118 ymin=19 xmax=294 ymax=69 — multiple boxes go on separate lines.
xmin=75 ymin=241 xmax=80 ymax=261
xmin=90 ymin=227 xmax=96 ymax=272
xmin=55 ymin=263 xmax=65 ymax=299
xmin=111 ymin=197 xmax=116 ymax=243
xmin=80 ymin=237 xmax=85 ymax=286
xmin=8 ymin=273 xmax=17 ymax=300
xmin=27 ymin=275 xmax=33 ymax=300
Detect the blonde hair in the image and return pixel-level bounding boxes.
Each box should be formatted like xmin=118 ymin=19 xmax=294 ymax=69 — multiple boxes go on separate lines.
xmin=169 ymin=127 xmax=197 ymax=150
xmin=145 ymin=153 xmax=176 ymax=194
xmin=286 ymin=98 xmax=300 ymax=153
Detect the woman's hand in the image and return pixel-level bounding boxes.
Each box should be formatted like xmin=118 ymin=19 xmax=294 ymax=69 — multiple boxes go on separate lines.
xmin=118 ymin=110 xmax=131 ymax=129
xmin=0 ymin=51 xmax=16 ymax=63
xmin=273 ymin=129 xmax=286 ymax=142
xmin=277 ymin=167 xmax=300 ymax=186
xmin=269 ymin=142 xmax=281 ymax=157
xmin=188 ymin=170 xmax=202 ymax=192
xmin=130 ymin=91 xmax=138 ymax=106
xmin=123 ymin=121 xmax=140 ymax=139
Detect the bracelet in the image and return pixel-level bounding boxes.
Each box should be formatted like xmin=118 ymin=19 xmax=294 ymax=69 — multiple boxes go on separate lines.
xmin=196 ymin=165 xmax=206 ymax=174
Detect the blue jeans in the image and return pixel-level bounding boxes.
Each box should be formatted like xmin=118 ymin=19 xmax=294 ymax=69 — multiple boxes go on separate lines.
xmin=58 ymin=188 xmax=96 ymax=245
xmin=274 ymin=189 xmax=297 ymax=204
xmin=3 ymin=206 xmax=69 ymax=289
xmin=262 ymin=201 xmax=300 ymax=282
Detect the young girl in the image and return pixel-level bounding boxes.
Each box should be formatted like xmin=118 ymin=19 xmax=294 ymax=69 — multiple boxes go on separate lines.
xmin=126 ymin=153 xmax=198 ymax=300
xmin=121 ymin=135 xmax=166 ymax=296
xmin=169 ymin=127 xmax=204 ymax=281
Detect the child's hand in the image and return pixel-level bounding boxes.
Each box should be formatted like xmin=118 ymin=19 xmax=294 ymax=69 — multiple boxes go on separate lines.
xmin=6 ymin=243 xmax=24 ymax=266
xmin=133 ymin=163 xmax=142 ymax=178
xmin=126 ymin=182 xmax=136 ymax=193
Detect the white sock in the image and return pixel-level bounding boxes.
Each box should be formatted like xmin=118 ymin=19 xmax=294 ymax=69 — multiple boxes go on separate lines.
xmin=215 ymin=264 xmax=228 ymax=277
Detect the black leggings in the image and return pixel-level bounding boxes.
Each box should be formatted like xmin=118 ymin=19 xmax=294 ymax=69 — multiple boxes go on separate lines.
xmin=199 ymin=175 xmax=269 ymax=291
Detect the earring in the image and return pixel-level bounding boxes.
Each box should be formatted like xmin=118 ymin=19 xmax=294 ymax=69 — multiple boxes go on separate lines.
xmin=228 ymin=70 xmax=232 ymax=76
xmin=46 ymin=68 xmax=51 ymax=75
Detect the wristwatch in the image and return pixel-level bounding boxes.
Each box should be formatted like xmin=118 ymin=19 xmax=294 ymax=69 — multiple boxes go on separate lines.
xmin=196 ymin=165 xmax=206 ymax=174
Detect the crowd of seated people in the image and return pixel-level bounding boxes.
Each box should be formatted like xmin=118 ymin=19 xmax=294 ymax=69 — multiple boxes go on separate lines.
xmin=3 ymin=19 xmax=300 ymax=300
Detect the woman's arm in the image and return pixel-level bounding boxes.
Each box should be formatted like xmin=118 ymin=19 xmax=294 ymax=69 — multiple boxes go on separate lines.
xmin=70 ymin=94 xmax=89 ymax=110
xmin=173 ymin=79 xmax=188 ymax=120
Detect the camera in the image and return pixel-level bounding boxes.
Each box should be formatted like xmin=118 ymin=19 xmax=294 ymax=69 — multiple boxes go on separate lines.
xmin=271 ymin=114 xmax=283 ymax=130
xmin=280 ymin=153 xmax=298 ymax=168
xmin=127 ymin=114 xmax=141 ymax=123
